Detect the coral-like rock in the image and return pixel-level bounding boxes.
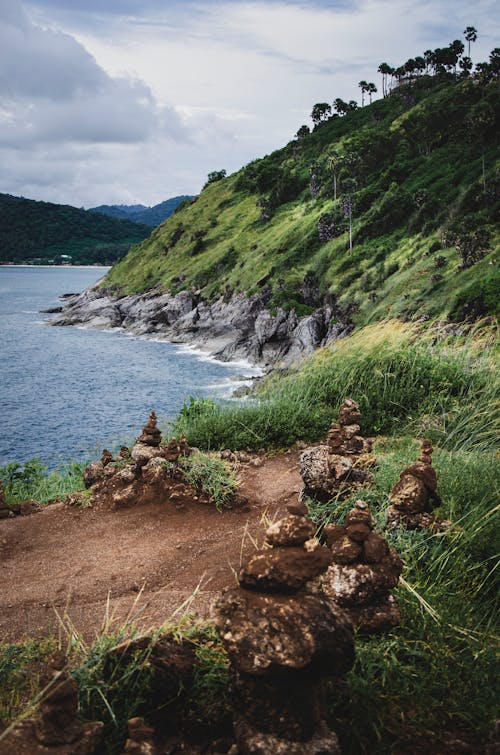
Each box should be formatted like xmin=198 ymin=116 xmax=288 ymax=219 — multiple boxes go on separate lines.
xmin=319 ymin=501 xmax=403 ymax=634
xmin=300 ymin=399 xmax=375 ymax=502
xmin=239 ymin=546 xmax=333 ymax=592
xmin=265 ymin=515 xmax=315 ymax=547
xmin=387 ymin=441 xmax=449 ymax=531
xmin=213 ymin=589 xmax=353 ymax=677
xmin=137 ymin=410 xmax=162 ymax=447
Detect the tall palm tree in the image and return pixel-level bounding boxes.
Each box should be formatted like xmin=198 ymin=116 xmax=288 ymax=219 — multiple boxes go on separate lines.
xmin=464 ymin=26 xmax=478 ymax=57
xmin=358 ymin=80 xmax=368 ymax=106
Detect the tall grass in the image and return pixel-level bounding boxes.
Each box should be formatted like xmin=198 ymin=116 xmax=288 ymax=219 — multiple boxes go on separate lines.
xmin=0 ymin=459 xmax=86 ymax=506
xmin=173 ymin=321 xmax=499 ymax=453
xmin=308 ymin=440 xmax=500 ymax=752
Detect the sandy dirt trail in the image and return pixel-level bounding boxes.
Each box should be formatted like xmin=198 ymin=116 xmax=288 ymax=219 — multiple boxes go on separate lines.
xmin=0 ymin=451 xmax=303 ymax=642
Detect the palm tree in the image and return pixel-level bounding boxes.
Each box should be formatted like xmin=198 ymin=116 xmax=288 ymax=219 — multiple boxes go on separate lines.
xmin=358 ymin=80 xmax=368 ymax=106
xmin=378 ymin=63 xmax=392 ymax=97
xmin=464 ymin=26 xmax=477 ymax=57
xmin=327 ymin=151 xmax=342 ymax=205
xmin=366 ymin=82 xmax=377 ymax=104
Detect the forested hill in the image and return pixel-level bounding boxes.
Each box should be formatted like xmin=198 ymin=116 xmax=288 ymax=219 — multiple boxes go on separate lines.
xmin=0 ymin=194 xmax=151 ymax=265
xmin=89 ymin=196 xmax=195 ymax=227
xmin=106 ymin=50 xmax=499 ymax=325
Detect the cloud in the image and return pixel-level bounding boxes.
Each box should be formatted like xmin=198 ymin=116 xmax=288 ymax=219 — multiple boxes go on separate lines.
xmin=0 ymin=0 xmax=185 ymax=147
xmin=1 ymin=0 xmax=499 ymax=207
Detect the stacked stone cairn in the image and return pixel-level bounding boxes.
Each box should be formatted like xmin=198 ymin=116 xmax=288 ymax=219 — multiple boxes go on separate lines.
xmin=0 ymin=652 xmax=103 ymax=754
xmin=300 ymin=398 xmax=376 ymax=502
xmin=79 ymin=412 xmax=198 ymax=510
xmin=386 ymin=440 xmax=450 ymax=531
xmin=316 ymin=501 xmax=404 ymax=634
xmin=213 ymin=500 xmax=355 ymax=754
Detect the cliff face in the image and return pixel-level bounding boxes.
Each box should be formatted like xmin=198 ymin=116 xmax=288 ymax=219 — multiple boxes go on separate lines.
xmin=50 ymin=286 xmax=353 ymax=366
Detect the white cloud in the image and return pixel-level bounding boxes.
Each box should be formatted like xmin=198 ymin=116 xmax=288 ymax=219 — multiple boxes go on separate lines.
xmin=1 ymin=0 xmax=499 ymax=207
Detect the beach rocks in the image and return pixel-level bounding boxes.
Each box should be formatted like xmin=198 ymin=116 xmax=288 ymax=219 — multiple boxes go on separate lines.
xmin=386 ymin=441 xmax=450 ymax=531
xmin=300 ymin=398 xmax=375 ymax=502
xmin=317 ymin=501 xmax=404 ymax=633
xmin=212 ymin=502 xmax=354 ymax=753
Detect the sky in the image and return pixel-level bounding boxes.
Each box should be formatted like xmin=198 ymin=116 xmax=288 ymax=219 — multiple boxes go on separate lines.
xmin=0 ymin=0 xmax=498 ymax=208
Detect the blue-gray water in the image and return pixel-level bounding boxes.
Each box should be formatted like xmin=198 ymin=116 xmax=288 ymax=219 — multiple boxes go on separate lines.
xmin=0 ymin=266 xmax=259 ymax=468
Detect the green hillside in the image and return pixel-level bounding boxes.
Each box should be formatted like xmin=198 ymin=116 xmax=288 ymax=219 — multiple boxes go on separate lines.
xmin=106 ymin=69 xmax=499 ymax=325
xmin=0 ymin=194 xmax=151 ymax=265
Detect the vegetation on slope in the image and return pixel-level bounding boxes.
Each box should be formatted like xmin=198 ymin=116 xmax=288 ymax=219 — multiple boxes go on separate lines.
xmin=0 ymin=193 xmax=151 ymax=265
xmin=106 ymin=58 xmax=499 ymax=325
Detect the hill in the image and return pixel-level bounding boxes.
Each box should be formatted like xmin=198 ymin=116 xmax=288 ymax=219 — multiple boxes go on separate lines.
xmin=0 ymin=193 xmax=151 ymax=265
xmin=89 ymin=196 xmax=195 ymax=227
xmin=104 ymin=70 xmax=498 ymax=331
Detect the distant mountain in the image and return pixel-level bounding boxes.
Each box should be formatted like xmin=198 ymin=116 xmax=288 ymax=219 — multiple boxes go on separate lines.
xmin=89 ymin=196 xmax=195 ymax=227
xmin=0 ymin=193 xmax=151 ymax=265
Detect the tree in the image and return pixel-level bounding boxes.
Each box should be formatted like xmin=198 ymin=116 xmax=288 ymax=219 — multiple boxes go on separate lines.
xmin=347 ymin=100 xmax=358 ymax=112
xmin=459 ymin=56 xmax=473 ymax=76
xmin=378 ymin=62 xmax=393 ymax=97
xmin=296 ymin=125 xmax=310 ymax=139
xmin=333 ymin=98 xmax=349 ymax=116
xmin=327 ymin=150 xmax=342 ymax=204
xmin=464 ymin=26 xmax=477 ymax=57
xmin=366 ymin=82 xmax=377 ymax=104
xmin=311 ymin=102 xmax=331 ymax=126
xmin=358 ymin=80 xmax=368 ymax=106
xmin=204 ymin=170 xmax=226 ymax=188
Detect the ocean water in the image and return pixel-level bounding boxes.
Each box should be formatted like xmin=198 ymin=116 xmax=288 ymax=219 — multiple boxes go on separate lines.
xmin=0 ymin=266 xmax=260 ymax=468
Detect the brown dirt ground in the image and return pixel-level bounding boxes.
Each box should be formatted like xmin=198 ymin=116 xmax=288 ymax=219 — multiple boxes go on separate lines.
xmin=0 ymin=451 xmax=303 ymax=643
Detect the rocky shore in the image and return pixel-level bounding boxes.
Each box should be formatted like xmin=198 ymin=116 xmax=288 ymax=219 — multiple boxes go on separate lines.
xmin=48 ymin=285 xmax=353 ymax=367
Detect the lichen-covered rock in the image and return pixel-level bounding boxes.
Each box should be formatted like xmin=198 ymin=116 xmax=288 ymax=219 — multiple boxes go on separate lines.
xmin=83 ymin=460 xmax=105 ymax=488
xmin=318 ymin=501 xmax=403 ymax=634
xmin=239 ymin=546 xmax=333 ymax=592
xmin=300 ymin=399 xmax=375 ymax=502
xmin=213 ymin=589 xmax=354 ymax=677
xmin=387 ymin=441 xmax=449 ymax=531
xmin=265 ymin=515 xmax=316 ymax=547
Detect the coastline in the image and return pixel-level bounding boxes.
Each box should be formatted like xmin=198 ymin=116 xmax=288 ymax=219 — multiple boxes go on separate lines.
xmin=48 ymin=285 xmax=353 ymax=368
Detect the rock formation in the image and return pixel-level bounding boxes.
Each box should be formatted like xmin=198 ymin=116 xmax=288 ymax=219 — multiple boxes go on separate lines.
xmin=386 ymin=441 xmax=450 ymax=531
xmin=48 ymin=286 xmax=354 ymax=367
xmin=300 ymin=398 xmax=375 ymax=502
xmin=213 ymin=501 xmax=355 ymax=754
xmin=0 ymin=652 xmax=103 ymax=755
xmin=123 ymin=717 xmax=157 ymax=754
xmin=316 ymin=501 xmax=404 ymax=633
xmin=78 ymin=412 xmax=216 ymax=511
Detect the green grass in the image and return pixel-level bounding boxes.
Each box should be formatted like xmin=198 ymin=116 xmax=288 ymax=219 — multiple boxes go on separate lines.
xmin=180 ymin=453 xmax=239 ymax=510
xmin=105 ymin=75 xmax=499 ymax=327
xmin=308 ymin=439 xmax=499 ymax=753
xmin=0 ymin=458 xmax=86 ymax=506
xmin=173 ymin=321 xmax=499 ymax=453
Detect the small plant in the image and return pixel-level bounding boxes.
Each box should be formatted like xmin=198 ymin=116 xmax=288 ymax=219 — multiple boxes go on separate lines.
xmin=181 ymin=454 xmax=238 ymax=510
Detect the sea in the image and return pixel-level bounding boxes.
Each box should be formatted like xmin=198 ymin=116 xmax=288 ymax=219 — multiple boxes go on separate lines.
xmin=0 ymin=266 xmax=260 ymax=468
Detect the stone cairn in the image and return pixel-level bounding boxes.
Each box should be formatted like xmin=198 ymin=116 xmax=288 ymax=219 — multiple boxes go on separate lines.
xmin=316 ymin=501 xmax=404 ymax=633
xmin=386 ymin=440 xmax=450 ymax=531
xmin=0 ymin=651 xmax=103 ymax=755
xmin=78 ymin=412 xmax=199 ymax=510
xmin=300 ymin=398 xmax=375 ymax=502
xmin=212 ymin=500 xmax=355 ymax=754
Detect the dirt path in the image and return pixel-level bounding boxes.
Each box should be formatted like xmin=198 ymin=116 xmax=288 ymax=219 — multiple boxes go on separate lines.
xmin=0 ymin=451 xmax=303 ymax=643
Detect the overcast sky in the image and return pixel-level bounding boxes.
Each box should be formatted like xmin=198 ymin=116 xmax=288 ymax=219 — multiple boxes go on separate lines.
xmin=0 ymin=0 xmax=498 ymax=208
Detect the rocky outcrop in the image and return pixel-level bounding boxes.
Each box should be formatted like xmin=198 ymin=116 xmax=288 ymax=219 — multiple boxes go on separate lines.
xmin=386 ymin=441 xmax=450 ymax=531
xmin=0 ymin=652 xmax=103 ymax=755
xmin=316 ymin=501 xmax=404 ymax=633
xmin=212 ymin=501 xmax=354 ymax=754
xmin=300 ymin=398 xmax=376 ymax=502
xmin=49 ymin=287 xmax=353 ymax=367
